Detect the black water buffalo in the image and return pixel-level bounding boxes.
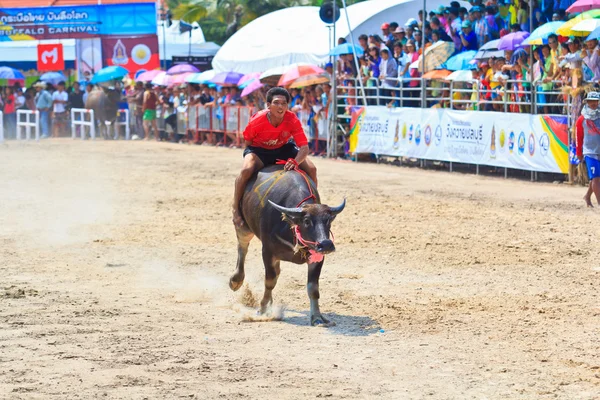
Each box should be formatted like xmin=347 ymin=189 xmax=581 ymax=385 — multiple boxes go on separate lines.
xmin=229 ymin=165 xmax=345 ymax=326
xmin=85 ymin=86 xmax=122 ymax=140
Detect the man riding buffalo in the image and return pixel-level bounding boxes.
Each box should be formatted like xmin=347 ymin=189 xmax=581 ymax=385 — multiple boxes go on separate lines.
xmin=232 ymin=87 xmax=317 ymax=228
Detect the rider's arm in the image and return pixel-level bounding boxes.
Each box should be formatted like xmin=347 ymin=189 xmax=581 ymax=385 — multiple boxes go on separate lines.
xmin=295 ymin=145 xmax=309 ymax=165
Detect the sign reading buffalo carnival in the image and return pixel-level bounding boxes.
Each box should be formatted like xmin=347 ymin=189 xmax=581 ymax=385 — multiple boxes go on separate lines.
xmin=348 ymin=106 xmax=569 ymax=174
xmin=0 ymin=3 xmax=157 ymax=41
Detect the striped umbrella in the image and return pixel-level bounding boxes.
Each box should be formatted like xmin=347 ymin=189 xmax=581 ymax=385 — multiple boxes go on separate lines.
xmin=411 ymin=41 xmax=455 ymax=73
xmin=278 ymin=64 xmax=325 ymax=86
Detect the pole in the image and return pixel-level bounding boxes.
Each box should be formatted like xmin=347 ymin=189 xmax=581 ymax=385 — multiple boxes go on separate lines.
xmin=421 ymin=0 xmax=427 ymax=108
xmin=162 ymin=21 xmax=167 ymax=70
xmin=341 ymin=0 xmax=367 ymax=105
xmin=189 ymin=30 xmax=192 ymax=57
xmin=331 ymin=18 xmax=337 ymax=158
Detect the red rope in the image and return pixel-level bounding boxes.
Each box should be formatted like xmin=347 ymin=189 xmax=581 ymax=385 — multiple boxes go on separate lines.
xmin=275 ymin=158 xmax=317 ymax=207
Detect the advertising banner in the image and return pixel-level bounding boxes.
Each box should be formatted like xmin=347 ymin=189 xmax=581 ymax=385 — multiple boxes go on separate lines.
xmin=0 ymin=3 xmax=157 ymax=41
xmin=102 ymin=35 xmax=159 ymax=75
xmin=37 ymin=43 xmax=64 ymax=71
xmin=349 ymin=106 xmax=569 ymax=174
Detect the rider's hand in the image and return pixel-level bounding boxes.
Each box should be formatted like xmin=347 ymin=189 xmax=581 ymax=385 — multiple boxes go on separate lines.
xmin=284 ymin=160 xmax=296 ymax=171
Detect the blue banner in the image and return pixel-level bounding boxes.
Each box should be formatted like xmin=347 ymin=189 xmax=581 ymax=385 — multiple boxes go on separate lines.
xmin=0 ymin=2 xmax=157 ymax=41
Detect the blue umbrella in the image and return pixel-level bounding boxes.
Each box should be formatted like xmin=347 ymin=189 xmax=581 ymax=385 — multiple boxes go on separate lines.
xmin=40 ymin=72 xmax=67 ymax=85
xmin=587 ymin=25 xmax=600 ymax=40
xmin=442 ymin=50 xmax=477 ymax=71
xmin=330 ymin=43 xmax=364 ymax=56
xmin=0 ymin=66 xmax=25 ymax=81
xmin=524 ymin=21 xmax=564 ymax=45
xmin=91 ymin=66 xmax=129 ymax=84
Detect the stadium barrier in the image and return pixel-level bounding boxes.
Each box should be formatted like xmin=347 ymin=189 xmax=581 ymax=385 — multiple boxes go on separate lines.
xmin=70 ymin=108 xmax=96 ymax=140
xmin=16 ymin=110 xmax=40 ymax=141
xmin=186 ymin=105 xmax=256 ymax=147
xmin=115 ymin=109 xmax=131 ymax=140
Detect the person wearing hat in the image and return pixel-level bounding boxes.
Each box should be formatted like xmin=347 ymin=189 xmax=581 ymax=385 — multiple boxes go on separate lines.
xmin=460 ymin=20 xmax=478 ymax=51
xmin=576 ymin=92 xmax=600 ymax=207
xmin=434 ymin=5 xmax=448 ymax=28
xmin=404 ymin=18 xmax=418 ymax=29
xmin=581 ymin=37 xmax=600 ymax=82
xmin=470 ymin=6 xmax=490 ymax=48
xmin=561 ymin=37 xmax=584 ymax=88
xmin=381 ymin=22 xmax=390 ymax=40
xmin=34 ymin=81 xmax=52 ymax=139
xmin=387 ymin=22 xmax=399 ymax=43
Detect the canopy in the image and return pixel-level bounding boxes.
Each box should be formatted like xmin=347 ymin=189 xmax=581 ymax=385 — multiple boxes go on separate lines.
xmin=212 ymin=0 xmax=469 ymax=74
xmin=157 ymin=20 xmax=220 ymax=60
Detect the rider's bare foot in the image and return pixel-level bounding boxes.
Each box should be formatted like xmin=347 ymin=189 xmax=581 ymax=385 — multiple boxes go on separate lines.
xmin=584 ymin=194 xmax=594 ymax=208
xmin=232 ymin=208 xmax=244 ymax=228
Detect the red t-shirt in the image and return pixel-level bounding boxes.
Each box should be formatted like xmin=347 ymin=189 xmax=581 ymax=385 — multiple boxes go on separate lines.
xmin=243 ymin=110 xmax=308 ymax=149
xmin=4 ymin=94 xmax=15 ymax=114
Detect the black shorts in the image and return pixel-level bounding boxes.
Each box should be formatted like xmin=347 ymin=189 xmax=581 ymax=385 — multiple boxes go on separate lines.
xmin=243 ymin=142 xmax=299 ymax=166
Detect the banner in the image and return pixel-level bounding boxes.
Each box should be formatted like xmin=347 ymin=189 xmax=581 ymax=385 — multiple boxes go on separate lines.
xmin=102 ymin=35 xmax=159 ymax=75
xmin=172 ymin=55 xmax=214 ymax=72
xmin=37 ymin=43 xmax=64 ymax=71
xmin=349 ymin=107 xmax=569 ymax=174
xmin=0 ymin=3 xmax=157 ymax=41
xmin=76 ymin=38 xmax=102 ymax=81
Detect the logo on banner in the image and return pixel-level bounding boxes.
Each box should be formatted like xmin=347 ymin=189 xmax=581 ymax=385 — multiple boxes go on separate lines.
xmin=408 ymin=124 xmax=413 ymax=142
xmin=490 ymin=125 xmax=497 ymax=159
xmin=424 ymin=125 xmax=432 ymax=146
xmin=508 ymin=131 xmax=515 ymax=153
xmin=528 ymin=133 xmax=536 ymax=156
xmin=415 ymin=125 xmax=421 ymax=145
xmin=393 ymin=120 xmax=400 ymax=150
xmin=539 ymin=133 xmax=549 ymax=156
xmin=518 ymin=132 xmax=526 ymax=155
xmin=434 ymin=125 xmax=442 ymax=146
xmin=499 ymin=129 xmax=506 ymax=151
xmin=402 ymin=122 xmax=407 ymax=140
xmin=37 ymin=43 xmax=64 ymax=71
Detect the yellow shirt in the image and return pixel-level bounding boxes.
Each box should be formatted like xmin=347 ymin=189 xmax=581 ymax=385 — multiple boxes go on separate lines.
xmin=509 ymin=4 xmax=518 ymax=26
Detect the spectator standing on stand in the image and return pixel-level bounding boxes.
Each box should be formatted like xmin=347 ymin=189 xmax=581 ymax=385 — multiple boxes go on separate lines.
xmin=34 ymin=81 xmax=52 ymax=139
xmin=379 ymin=48 xmax=398 ymax=106
xmin=582 ymin=38 xmax=600 ymax=83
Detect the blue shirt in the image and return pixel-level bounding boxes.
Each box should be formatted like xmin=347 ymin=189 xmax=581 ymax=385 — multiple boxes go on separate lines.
xmin=461 ymin=31 xmax=478 ymax=51
xmin=35 ymin=90 xmax=52 ymax=110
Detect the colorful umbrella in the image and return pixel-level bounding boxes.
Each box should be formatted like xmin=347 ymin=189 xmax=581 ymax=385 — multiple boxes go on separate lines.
xmin=289 ymin=74 xmax=330 ymax=88
xmin=411 ymin=41 xmax=455 ymax=73
xmin=170 ymin=72 xmax=194 ymax=86
xmin=443 ymin=50 xmax=477 ymax=71
xmin=259 ymin=64 xmax=308 ymax=86
xmin=241 ymin=79 xmax=264 ymax=97
xmin=91 ymin=66 xmax=129 ymax=84
xmin=498 ymin=31 xmax=530 ymax=50
xmin=523 ymin=21 xmax=564 ymax=45
xmin=186 ymin=69 xmax=216 ymax=84
xmin=570 ymin=19 xmax=600 ymax=35
xmin=422 ymin=69 xmax=452 ymax=79
xmin=587 ymin=25 xmax=600 ymax=40
xmin=278 ymin=64 xmax=325 ymax=86
xmin=151 ymin=71 xmax=171 ymax=86
xmin=557 ymin=9 xmax=600 ymax=37
xmin=40 ymin=72 xmax=66 ymax=85
xmin=446 ymin=69 xmax=476 ymax=82
xmin=211 ymin=71 xmax=244 ymax=86
xmin=330 ymin=43 xmax=364 ymax=56
xmin=136 ymin=70 xmax=164 ymax=82
xmin=167 ymin=63 xmax=199 ymax=75
xmin=0 ymin=66 xmax=25 ymax=83
xmin=237 ymin=72 xmax=261 ymax=88
xmin=567 ymin=0 xmax=600 ymax=14
xmin=474 ymin=49 xmax=505 ymax=60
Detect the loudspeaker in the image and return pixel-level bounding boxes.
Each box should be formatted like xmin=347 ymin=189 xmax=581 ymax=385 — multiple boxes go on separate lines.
xmin=319 ymin=1 xmax=340 ymax=24
xmin=179 ymin=20 xmax=193 ymax=33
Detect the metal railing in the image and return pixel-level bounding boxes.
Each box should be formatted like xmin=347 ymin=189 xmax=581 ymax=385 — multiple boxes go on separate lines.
xmin=71 ymin=108 xmax=96 ymax=140
xmin=16 ymin=110 xmax=40 ymax=141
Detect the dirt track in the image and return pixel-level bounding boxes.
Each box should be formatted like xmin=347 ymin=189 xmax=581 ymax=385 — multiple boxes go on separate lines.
xmin=1 ymin=139 xmax=599 ymax=399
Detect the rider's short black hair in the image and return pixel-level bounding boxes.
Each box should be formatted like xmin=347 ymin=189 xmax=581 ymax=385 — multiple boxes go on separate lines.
xmin=266 ymin=87 xmax=291 ymax=104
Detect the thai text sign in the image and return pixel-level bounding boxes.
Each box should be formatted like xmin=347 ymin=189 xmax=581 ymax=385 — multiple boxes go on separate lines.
xmin=0 ymin=3 xmax=157 ymax=41
xmin=349 ymin=107 xmax=569 ymax=174
xmin=37 ymin=43 xmax=64 ymax=71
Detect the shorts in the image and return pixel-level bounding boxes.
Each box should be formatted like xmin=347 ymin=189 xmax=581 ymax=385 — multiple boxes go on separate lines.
xmin=585 ymin=156 xmax=600 ymax=180
xmin=53 ymin=111 xmax=67 ymax=124
xmin=143 ymin=109 xmax=156 ymax=121
xmin=243 ymin=142 xmax=299 ymax=167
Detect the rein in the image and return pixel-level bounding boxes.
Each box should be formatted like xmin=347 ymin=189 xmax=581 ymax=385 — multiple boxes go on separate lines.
xmin=274 ymin=158 xmax=333 ymax=263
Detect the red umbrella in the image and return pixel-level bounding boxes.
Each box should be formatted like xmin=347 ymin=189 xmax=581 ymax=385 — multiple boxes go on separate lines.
xmin=567 ymin=0 xmax=600 ymax=14
xmin=277 ymin=64 xmax=325 ymax=86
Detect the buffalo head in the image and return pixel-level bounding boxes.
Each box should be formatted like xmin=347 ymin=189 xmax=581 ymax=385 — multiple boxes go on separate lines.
xmin=268 ymin=199 xmax=346 ymax=255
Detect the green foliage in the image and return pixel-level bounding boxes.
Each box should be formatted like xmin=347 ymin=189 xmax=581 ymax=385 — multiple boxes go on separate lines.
xmin=198 ymin=16 xmax=228 ymax=45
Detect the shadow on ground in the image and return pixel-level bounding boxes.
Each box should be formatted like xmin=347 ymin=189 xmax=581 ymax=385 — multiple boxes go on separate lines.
xmin=281 ymin=309 xmax=381 ymax=336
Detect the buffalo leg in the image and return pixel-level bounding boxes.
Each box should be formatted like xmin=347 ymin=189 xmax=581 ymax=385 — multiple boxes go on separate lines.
xmin=307 ymin=261 xmax=335 ymax=327
xmin=229 ymin=227 xmax=253 ymax=291
xmin=260 ymin=248 xmax=280 ymax=314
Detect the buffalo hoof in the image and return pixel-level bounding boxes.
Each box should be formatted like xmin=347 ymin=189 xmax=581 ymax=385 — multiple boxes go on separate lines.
xmin=311 ymin=315 xmax=336 ymax=327
xmin=229 ymin=276 xmax=244 ymax=292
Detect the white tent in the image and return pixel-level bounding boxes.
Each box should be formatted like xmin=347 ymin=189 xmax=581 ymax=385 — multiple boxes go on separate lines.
xmin=212 ymin=0 xmax=469 ymax=74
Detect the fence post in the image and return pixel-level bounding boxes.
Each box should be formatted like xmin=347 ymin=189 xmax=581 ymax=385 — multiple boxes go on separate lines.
xmin=71 ymin=109 xmax=76 ymax=139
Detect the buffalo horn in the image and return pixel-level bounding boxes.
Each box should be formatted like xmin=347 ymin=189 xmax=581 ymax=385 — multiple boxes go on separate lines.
xmin=268 ymin=200 xmax=304 ymax=218
xmin=329 ymin=198 xmax=346 ymax=215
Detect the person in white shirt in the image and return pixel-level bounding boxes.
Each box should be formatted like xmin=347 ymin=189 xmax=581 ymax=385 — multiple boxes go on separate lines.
xmin=52 ymin=81 xmax=69 ymax=137
xmin=15 ymin=87 xmax=25 ymax=110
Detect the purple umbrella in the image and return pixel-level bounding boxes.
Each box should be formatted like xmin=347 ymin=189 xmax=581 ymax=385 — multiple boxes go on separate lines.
xmin=498 ymin=31 xmax=530 ymax=51
xmin=241 ymin=79 xmax=264 ymax=97
xmin=211 ymin=71 xmax=245 ymax=86
xmin=167 ymin=63 xmax=199 ymax=75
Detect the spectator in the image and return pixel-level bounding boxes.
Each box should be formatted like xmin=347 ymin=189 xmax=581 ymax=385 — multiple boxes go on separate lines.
xmin=417 ymin=10 xmax=426 ymax=29
xmin=367 ymin=46 xmax=381 ymax=81
xmin=393 ymin=27 xmax=407 ymax=46
xmin=15 ymin=85 xmax=25 ymax=110
xmin=69 ymin=81 xmax=85 ymax=110
xmin=471 ymin=6 xmax=490 ymax=48
xmin=126 ymin=81 xmax=144 ymax=138
xmin=379 ymin=48 xmax=398 ymax=106
xmin=358 ymin=34 xmax=369 ymax=56
xmin=582 ymin=38 xmax=600 ymax=83
xmin=3 ymin=87 xmax=16 ymax=139
xmin=413 ymin=29 xmax=424 ymax=51
xmin=142 ymin=82 xmax=158 ymax=141
xmin=460 ymin=20 xmax=478 ymax=51
xmin=381 ymin=23 xmax=391 ymax=43
xmin=518 ymin=0 xmax=530 ymax=32
xmin=25 ymin=88 xmax=36 ymax=111
xmin=51 ymin=81 xmax=68 ymax=138
xmin=430 ymin=17 xmax=453 ymax=42
xmin=459 ymin=7 xmax=468 ymax=23
xmin=83 ymin=83 xmax=93 ymax=105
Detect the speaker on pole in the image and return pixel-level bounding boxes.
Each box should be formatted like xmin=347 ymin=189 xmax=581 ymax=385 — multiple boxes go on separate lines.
xmin=319 ymin=1 xmax=340 ymax=24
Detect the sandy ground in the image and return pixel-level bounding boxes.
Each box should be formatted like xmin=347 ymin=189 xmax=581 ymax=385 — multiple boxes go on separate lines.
xmin=0 ymin=139 xmax=599 ymax=399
